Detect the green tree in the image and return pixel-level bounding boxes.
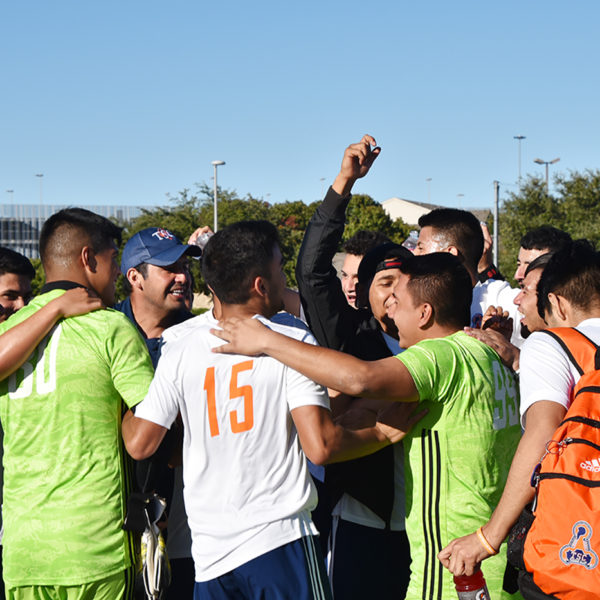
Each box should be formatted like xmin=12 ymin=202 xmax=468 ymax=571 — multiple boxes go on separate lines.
xmin=498 ymin=170 xmax=600 ymax=278
xmin=116 ymin=185 xmax=410 ymax=300
xmin=344 ymin=194 xmax=411 ymax=244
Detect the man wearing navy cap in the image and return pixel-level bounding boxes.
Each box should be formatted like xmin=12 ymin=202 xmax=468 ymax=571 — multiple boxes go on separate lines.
xmin=116 ymin=226 xmax=203 ymax=599
xmin=116 ymin=227 xmax=201 ymax=364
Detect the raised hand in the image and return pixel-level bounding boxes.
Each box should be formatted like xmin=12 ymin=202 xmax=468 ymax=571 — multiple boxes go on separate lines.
xmin=332 ymin=134 xmax=381 ymax=196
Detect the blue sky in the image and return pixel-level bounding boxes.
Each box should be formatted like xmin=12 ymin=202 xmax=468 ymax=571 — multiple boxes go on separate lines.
xmin=2 ymin=1 xmax=598 ymax=211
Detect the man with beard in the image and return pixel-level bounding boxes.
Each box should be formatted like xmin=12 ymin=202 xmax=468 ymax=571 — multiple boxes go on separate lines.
xmin=116 ymin=227 xmax=202 ymax=597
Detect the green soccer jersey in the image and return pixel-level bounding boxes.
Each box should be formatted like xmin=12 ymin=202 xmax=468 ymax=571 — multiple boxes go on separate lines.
xmin=397 ymin=331 xmax=521 ymax=600
xmin=0 ymin=289 xmax=155 ymax=587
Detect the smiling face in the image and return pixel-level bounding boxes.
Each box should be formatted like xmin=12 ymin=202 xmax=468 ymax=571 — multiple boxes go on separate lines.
xmin=0 ymin=272 xmax=32 ymax=321
xmin=385 ymin=273 xmax=424 ymax=348
xmin=514 ymin=267 xmax=545 ymax=335
xmin=139 ymin=257 xmax=191 ymax=315
xmin=368 ymin=268 xmax=402 ymax=335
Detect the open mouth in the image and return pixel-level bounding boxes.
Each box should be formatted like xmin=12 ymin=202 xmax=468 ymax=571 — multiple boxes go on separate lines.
xmin=169 ymin=288 xmax=187 ymax=299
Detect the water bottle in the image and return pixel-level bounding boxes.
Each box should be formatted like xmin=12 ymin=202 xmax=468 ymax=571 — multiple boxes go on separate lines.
xmin=453 ymin=567 xmax=491 ymax=600
xmin=193 ymin=231 xmax=213 ymax=251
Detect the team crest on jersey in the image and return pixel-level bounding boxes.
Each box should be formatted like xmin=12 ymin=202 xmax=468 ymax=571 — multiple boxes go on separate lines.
xmin=560 ymin=521 xmax=598 ymax=569
xmin=152 ymin=228 xmax=175 ymax=241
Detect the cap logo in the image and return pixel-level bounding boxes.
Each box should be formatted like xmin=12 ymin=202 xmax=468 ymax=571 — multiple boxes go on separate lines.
xmin=152 ymin=228 xmax=175 ymax=241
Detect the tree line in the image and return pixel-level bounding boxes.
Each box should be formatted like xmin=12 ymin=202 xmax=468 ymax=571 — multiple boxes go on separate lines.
xmin=28 ymin=168 xmax=600 ymax=297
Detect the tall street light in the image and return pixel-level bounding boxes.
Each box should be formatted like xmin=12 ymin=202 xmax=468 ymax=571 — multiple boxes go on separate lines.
xmin=6 ymin=189 xmax=14 ymax=203
xmin=426 ymin=178 xmax=432 ymax=204
xmin=35 ymin=173 xmax=44 ymax=204
xmin=513 ymin=135 xmax=526 ymax=181
xmin=211 ymin=160 xmax=225 ymax=232
xmin=533 ymin=157 xmax=560 ymax=191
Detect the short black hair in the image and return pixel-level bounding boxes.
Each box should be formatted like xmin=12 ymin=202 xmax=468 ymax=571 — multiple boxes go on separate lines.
xmin=400 ymin=252 xmax=472 ymax=328
xmin=418 ymin=208 xmax=483 ymax=272
xmin=524 ymin=253 xmax=553 ymax=279
xmin=202 ymin=220 xmax=281 ymax=304
xmin=520 ymin=226 xmax=572 ymax=253
xmin=343 ymin=230 xmax=391 ymax=257
xmin=0 ymin=247 xmax=35 ymax=279
xmin=537 ymin=240 xmax=600 ymax=318
xmin=39 ymin=208 xmax=122 ymax=267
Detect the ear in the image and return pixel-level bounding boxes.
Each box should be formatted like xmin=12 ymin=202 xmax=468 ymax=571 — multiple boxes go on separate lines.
xmin=446 ymin=245 xmax=460 ymax=258
xmin=417 ymin=303 xmax=435 ymax=328
xmin=547 ymin=293 xmax=569 ymax=323
xmin=252 ymin=276 xmax=268 ymax=299
xmin=81 ymin=246 xmax=97 ymax=273
xmin=127 ymin=267 xmax=143 ymax=290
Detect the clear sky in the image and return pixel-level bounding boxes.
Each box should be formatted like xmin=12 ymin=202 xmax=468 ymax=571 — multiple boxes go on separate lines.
xmin=2 ymin=1 xmax=598 ymax=211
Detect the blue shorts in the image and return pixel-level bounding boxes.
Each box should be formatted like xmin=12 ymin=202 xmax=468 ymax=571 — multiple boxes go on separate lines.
xmin=194 ymin=535 xmax=332 ymax=600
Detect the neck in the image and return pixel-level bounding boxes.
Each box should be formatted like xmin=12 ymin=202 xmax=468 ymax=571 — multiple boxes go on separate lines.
xmin=129 ymin=294 xmax=184 ymax=339
xmin=44 ymin=269 xmax=88 ymax=288
xmin=415 ymin=322 xmax=459 ymax=344
xmin=220 ymin=299 xmax=268 ymax=320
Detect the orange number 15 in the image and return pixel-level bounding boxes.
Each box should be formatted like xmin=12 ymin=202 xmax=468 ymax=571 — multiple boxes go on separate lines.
xmin=203 ymin=360 xmax=254 ymax=437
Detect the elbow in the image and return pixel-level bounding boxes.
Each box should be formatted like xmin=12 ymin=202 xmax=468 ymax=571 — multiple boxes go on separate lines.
xmin=305 ymin=446 xmax=331 ymax=467
xmin=122 ymin=430 xmax=155 ymax=461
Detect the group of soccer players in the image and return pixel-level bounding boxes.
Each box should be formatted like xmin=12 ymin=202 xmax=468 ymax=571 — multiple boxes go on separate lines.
xmin=0 ymin=134 xmax=597 ymax=600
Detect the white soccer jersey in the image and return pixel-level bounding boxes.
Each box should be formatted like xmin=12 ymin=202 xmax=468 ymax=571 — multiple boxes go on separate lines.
xmin=471 ymin=279 xmax=523 ymax=347
xmin=519 ymin=318 xmax=600 ymax=426
xmin=136 ymin=312 xmax=330 ymax=581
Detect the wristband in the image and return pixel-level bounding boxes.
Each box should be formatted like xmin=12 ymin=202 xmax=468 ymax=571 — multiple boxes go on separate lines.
xmin=477 ymin=527 xmax=498 ymax=556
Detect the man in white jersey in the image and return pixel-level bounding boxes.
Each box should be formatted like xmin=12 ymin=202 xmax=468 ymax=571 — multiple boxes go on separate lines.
xmin=439 ymin=240 xmax=600 ymax=599
xmin=414 ymin=208 xmax=524 ymax=346
xmin=121 ymin=220 xmax=418 ymax=600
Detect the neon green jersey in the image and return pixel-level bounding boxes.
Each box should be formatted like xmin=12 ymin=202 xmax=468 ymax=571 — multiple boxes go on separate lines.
xmin=397 ymin=332 xmax=522 ymax=600
xmin=0 ymin=289 xmax=154 ymax=587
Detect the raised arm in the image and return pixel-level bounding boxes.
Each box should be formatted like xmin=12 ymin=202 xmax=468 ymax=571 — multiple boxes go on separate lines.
xmin=296 ymin=135 xmax=380 ymax=348
xmin=0 ymin=288 xmax=104 ymax=381
xmin=212 ymin=317 xmax=418 ymax=402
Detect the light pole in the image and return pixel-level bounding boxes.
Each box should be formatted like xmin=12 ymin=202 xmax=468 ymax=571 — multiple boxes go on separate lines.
xmin=513 ymin=135 xmax=526 ymax=181
xmin=457 ymin=193 xmax=464 ymax=208
xmin=426 ymin=178 xmax=432 ymax=203
xmin=533 ymin=157 xmax=560 ymax=191
xmin=6 ymin=189 xmax=14 ymax=203
xmin=35 ymin=173 xmax=44 ymax=204
xmin=211 ymin=161 xmax=225 ymax=232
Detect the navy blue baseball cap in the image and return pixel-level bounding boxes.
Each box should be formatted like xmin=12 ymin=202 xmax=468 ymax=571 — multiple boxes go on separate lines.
xmin=120 ymin=227 xmax=202 ymax=275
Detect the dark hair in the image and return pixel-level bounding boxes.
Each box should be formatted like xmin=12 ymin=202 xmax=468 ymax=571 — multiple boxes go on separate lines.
xmin=202 ymin=220 xmax=281 ymax=304
xmin=39 ymin=208 xmax=122 ymax=267
xmin=357 ymin=242 xmax=412 ymax=286
xmin=524 ymin=253 xmax=553 ymax=278
xmin=418 ymin=208 xmax=483 ymax=272
xmin=343 ymin=230 xmax=391 ymax=257
xmin=537 ymin=240 xmax=600 ymax=318
xmin=400 ymin=252 xmax=472 ymax=328
xmin=122 ymin=262 xmax=149 ymax=295
xmin=0 ymin=247 xmax=35 ymax=279
xmin=520 ymin=226 xmax=572 ymax=252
